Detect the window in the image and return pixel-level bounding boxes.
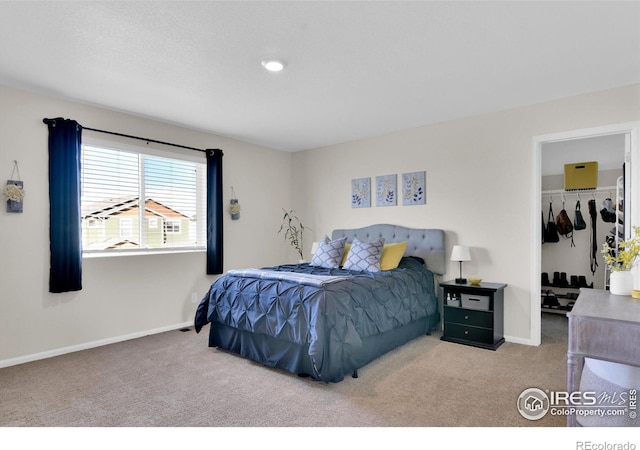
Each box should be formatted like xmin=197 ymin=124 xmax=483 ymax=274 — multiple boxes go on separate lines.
xmin=164 ymin=220 xmax=181 ymax=234
xmin=81 ymin=140 xmax=206 ymax=254
xmin=119 ymin=218 xmax=133 ymax=238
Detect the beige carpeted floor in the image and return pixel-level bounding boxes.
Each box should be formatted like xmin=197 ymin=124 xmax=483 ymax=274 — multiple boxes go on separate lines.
xmin=0 ymin=314 xmax=569 ymax=427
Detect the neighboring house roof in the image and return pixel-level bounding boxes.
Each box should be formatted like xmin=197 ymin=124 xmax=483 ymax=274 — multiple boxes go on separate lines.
xmin=82 ymin=196 xmax=191 ymax=220
xmin=83 ymin=238 xmax=139 ymax=250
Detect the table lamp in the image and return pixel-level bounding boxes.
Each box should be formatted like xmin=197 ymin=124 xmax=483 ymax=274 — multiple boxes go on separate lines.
xmin=451 ymin=245 xmax=471 ymax=284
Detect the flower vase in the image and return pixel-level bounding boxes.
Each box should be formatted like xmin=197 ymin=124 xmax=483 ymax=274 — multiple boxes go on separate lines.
xmin=609 ymin=270 xmax=634 ymax=296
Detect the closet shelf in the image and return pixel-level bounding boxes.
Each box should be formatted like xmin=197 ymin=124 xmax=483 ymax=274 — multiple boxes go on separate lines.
xmin=541 ymin=186 xmax=616 ymax=196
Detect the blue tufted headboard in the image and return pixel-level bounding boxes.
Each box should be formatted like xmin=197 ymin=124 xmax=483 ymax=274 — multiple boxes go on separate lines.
xmin=331 ymin=224 xmax=446 ymax=276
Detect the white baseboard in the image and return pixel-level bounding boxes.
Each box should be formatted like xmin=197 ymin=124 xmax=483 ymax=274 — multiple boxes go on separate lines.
xmin=504 ymin=334 xmax=536 ymax=346
xmin=0 ymin=321 xmax=194 ymax=369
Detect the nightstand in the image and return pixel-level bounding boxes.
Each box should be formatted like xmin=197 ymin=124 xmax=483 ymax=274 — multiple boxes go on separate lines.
xmin=440 ymin=280 xmax=507 ymax=350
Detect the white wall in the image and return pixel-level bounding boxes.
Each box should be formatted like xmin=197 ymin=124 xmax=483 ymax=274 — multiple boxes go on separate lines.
xmin=2 ymin=84 xmax=639 ymax=364
xmin=292 ymin=83 xmax=640 ymax=344
xmin=0 ymin=86 xmax=294 ymax=365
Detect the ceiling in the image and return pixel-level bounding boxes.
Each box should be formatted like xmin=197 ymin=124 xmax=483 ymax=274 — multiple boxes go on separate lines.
xmin=1 ymin=1 xmax=639 ymax=152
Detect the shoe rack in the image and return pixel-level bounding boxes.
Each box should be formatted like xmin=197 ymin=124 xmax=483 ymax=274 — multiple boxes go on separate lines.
xmin=541 ymin=271 xmax=593 ymax=314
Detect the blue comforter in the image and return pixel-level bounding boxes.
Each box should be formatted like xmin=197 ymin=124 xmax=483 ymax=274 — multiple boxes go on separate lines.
xmin=194 ymin=256 xmax=438 ymax=381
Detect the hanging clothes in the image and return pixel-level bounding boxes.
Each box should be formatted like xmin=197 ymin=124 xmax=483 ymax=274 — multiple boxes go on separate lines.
xmin=588 ymin=199 xmax=598 ymax=275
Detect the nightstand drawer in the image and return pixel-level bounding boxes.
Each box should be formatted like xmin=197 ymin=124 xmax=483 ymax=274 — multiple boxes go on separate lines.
xmin=444 ymin=307 xmax=493 ymax=328
xmin=445 ymin=323 xmax=494 ymax=344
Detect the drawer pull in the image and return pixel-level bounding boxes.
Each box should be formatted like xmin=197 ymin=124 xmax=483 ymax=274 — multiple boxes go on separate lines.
xmin=464 ymin=315 xmax=469 ymax=320
xmin=464 ymin=330 xmax=468 ymax=335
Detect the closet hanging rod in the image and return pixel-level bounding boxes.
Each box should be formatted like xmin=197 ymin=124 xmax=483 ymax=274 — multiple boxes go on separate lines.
xmin=541 ymin=186 xmax=617 ymax=196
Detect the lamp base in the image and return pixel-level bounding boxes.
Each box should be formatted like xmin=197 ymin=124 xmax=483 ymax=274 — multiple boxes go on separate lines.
xmin=455 ymin=278 xmax=467 ymax=284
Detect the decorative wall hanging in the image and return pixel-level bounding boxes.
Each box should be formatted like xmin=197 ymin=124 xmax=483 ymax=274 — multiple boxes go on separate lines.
xmin=376 ymin=174 xmax=397 ymax=207
xmin=4 ymin=160 xmax=24 ymax=213
xmin=402 ymin=171 xmax=426 ymax=205
xmin=228 ymin=186 xmax=240 ymax=220
xmin=351 ymin=177 xmax=371 ymax=208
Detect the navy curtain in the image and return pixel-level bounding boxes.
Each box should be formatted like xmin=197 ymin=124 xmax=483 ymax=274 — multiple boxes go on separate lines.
xmin=43 ymin=118 xmax=83 ymax=293
xmin=206 ymin=149 xmax=224 ymax=274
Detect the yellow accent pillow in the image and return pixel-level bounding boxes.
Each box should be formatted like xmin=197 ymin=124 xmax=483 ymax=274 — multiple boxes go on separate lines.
xmin=340 ymin=243 xmax=351 ymax=267
xmin=380 ymin=241 xmax=408 ymax=270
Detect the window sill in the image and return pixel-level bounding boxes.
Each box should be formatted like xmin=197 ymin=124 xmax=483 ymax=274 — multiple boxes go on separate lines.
xmin=83 ymin=247 xmax=206 ymax=259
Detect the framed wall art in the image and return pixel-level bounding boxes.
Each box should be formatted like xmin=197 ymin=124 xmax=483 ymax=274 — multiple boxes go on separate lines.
xmin=351 ymin=177 xmax=371 ymax=208
xmin=376 ymin=174 xmax=397 ymax=207
xmin=402 ymin=171 xmax=426 ymax=206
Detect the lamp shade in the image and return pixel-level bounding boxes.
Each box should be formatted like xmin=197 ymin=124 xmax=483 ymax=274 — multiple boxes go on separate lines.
xmin=451 ymin=245 xmax=471 ymax=262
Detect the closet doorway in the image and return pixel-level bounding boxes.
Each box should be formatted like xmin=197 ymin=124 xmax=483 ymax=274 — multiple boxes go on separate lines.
xmin=531 ymin=122 xmax=639 ymax=346
xmin=541 ymin=135 xmax=625 ymax=311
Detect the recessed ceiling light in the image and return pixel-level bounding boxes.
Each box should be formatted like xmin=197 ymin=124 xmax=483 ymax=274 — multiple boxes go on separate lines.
xmin=261 ymin=60 xmax=286 ymax=72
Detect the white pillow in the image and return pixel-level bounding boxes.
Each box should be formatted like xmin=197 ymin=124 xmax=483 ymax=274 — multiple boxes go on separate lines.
xmin=310 ymin=236 xmax=348 ymax=269
xmin=343 ymin=237 xmax=385 ymax=272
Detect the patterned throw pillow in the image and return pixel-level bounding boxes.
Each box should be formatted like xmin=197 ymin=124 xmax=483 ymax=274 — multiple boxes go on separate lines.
xmin=311 ymin=236 xmax=348 ymax=269
xmin=343 ymin=237 xmax=385 ymax=272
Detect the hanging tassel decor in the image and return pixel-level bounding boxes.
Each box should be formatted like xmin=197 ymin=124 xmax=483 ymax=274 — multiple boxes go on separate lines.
xmin=228 ymin=186 xmax=240 ymax=220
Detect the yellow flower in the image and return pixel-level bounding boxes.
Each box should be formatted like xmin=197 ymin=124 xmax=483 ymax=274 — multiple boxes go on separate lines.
xmin=602 ymin=226 xmax=640 ymax=272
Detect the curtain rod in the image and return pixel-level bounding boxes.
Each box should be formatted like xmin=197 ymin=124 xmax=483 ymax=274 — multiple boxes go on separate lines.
xmin=43 ymin=118 xmax=209 ymax=154
xmin=82 ymin=126 xmax=207 ymax=154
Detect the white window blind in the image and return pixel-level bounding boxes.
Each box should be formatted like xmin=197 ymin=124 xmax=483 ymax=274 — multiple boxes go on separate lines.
xmin=81 ymin=142 xmax=206 ymax=254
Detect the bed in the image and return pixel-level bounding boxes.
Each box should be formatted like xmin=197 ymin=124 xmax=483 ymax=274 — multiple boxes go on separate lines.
xmin=194 ymin=224 xmax=446 ymax=382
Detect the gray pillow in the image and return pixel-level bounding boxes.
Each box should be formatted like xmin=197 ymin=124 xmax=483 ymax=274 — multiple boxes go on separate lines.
xmin=311 ymin=235 xmax=348 ymax=269
xmin=343 ymin=237 xmax=385 ymax=272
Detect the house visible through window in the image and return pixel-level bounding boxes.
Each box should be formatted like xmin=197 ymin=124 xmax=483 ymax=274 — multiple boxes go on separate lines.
xmin=81 ymin=141 xmax=206 ymax=254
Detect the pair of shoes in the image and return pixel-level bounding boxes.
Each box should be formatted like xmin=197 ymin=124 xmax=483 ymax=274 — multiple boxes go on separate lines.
xmin=577 ymin=275 xmax=589 ymax=288
xmin=569 ymin=274 xmax=590 ymax=288
xmin=542 ymin=290 xmax=560 ymax=308
xmin=552 ymin=272 xmax=569 ymax=287
xmin=570 ymin=275 xmax=578 ymax=287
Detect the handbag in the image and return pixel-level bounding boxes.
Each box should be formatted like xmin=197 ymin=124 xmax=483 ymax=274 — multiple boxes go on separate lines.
xmin=574 ymin=200 xmax=587 ymax=230
xmin=544 ymin=202 xmax=560 ymax=243
xmin=556 ymin=206 xmax=574 ymax=236
xmin=556 ymin=204 xmax=575 ymax=247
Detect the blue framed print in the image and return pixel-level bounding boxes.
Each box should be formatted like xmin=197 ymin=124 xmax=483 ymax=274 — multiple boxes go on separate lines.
xmin=351 ymin=177 xmax=371 ymax=208
xmin=376 ymin=174 xmax=397 ymax=207
xmin=402 ymin=171 xmax=426 ymax=205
